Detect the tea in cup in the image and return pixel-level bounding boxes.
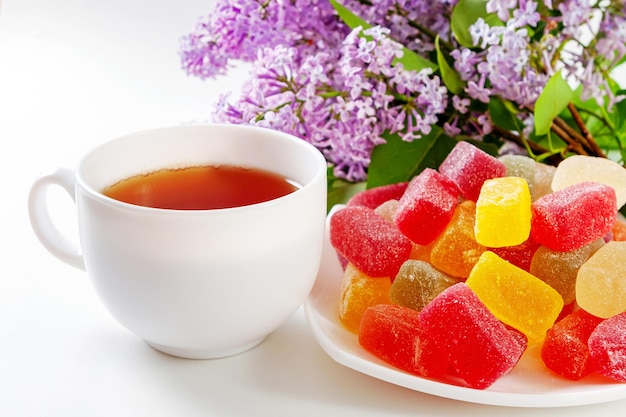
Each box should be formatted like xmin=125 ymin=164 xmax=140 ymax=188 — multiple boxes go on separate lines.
xmin=28 ymin=124 xmax=327 ymax=359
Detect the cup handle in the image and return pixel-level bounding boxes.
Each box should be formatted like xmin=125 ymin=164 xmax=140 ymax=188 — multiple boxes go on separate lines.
xmin=28 ymin=167 xmax=85 ymax=271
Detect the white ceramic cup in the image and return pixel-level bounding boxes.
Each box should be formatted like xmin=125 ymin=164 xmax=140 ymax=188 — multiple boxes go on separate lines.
xmin=28 ymin=124 xmax=327 ymax=359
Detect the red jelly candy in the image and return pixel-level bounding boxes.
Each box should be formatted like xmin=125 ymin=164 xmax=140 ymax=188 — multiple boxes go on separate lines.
xmin=588 ymin=312 xmax=626 ymax=382
xmin=438 ymin=141 xmax=506 ymax=202
xmin=530 ymin=182 xmax=617 ymax=251
xmin=418 ymin=283 xmax=525 ymax=389
xmin=359 ymin=304 xmax=448 ymax=377
xmin=347 ymin=182 xmax=409 ymax=209
xmin=394 ymin=168 xmax=459 ymax=245
xmin=330 ymin=206 xmax=412 ymax=277
xmin=541 ymin=309 xmax=604 ymax=380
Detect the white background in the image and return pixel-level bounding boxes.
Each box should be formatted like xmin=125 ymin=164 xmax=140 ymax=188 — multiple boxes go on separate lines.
xmin=2 ymin=1 xmax=626 ymax=416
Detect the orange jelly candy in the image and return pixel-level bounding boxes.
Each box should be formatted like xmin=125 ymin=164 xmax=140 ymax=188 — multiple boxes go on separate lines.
xmin=430 ymin=200 xmax=486 ymax=279
xmin=339 ymin=263 xmax=392 ymax=333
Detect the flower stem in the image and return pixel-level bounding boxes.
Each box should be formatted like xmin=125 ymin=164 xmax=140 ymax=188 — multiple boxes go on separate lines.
xmin=492 ymin=125 xmax=564 ymax=165
xmin=566 ymin=103 xmax=606 ymax=157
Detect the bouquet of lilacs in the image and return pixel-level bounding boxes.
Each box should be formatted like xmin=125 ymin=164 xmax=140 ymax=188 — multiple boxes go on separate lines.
xmin=179 ymin=0 xmax=626 ymax=207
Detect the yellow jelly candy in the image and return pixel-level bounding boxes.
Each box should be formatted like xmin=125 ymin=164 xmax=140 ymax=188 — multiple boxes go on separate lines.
xmin=474 ymin=177 xmax=532 ymax=248
xmin=576 ymin=241 xmax=626 ymax=319
xmin=339 ymin=263 xmax=392 ymax=333
xmin=466 ymin=251 xmax=564 ymax=344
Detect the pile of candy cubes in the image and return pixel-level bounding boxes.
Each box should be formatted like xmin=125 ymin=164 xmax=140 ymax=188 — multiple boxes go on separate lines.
xmin=330 ymin=141 xmax=626 ymax=389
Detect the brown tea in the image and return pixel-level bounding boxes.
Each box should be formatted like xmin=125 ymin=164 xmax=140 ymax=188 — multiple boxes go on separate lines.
xmin=103 ymin=165 xmax=299 ymax=210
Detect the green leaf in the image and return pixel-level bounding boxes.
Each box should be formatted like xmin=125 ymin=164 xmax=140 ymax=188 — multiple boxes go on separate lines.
xmin=330 ymin=0 xmax=369 ymax=31
xmin=436 ymin=36 xmax=464 ymax=95
xmin=488 ymin=97 xmax=521 ymax=131
xmin=399 ymin=48 xmax=438 ymax=72
xmin=330 ymin=0 xmax=436 ymax=71
xmin=367 ymin=128 xmax=457 ymax=188
xmin=451 ymin=0 xmax=501 ymax=48
xmin=613 ymin=89 xmax=626 ymax=133
xmin=534 ymin=70 xmax=574 ymax=136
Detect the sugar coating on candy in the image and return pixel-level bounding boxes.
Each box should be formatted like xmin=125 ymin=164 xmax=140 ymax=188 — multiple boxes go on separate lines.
xmin=541 ymin=309 xmax=604 ymax=380
xmin=374 ymin=199 xmax=398 ymax=224
xmin=532 ymin=162 xmax=556 ymax=201
xmin=506 ymin=325 xmax=529 ymax=351
xmin=438 ymin=141 xmax=506 ymax=202
xmin=466 ymin=251 xmax=564 ymax=344
xmin=339 ymin=263 xmax=392 ymax=333
xmin=430 ymin=200 xmax=486 ymax=278
xmin=530 ymin=181 xmax=617 ymax=252
xmin=530 ymin=239 xmax=604 ymax=305
xmin=359 ymin=304 xmax=449 ymax=377
xmin=418 ymin=283 xmax=525 ymax=389
xmin=390 ymin=260 xmax=459 ymax=312
xmin=394 ymin=168 xmax=459 ymax=245
xmin=588 ymin=312 xmax=626 ymax=382
xmin=474 ymin=177 xmax=532 ymax=248
xmin=576 ymin=241 xmax=626 ymax=319
xmin=499 ymin=154 xmax=536 ymax=197
xmin=551 ymin=155 xmax=626 ymax=209
xmin=330 ymin=206 xmax=412 ymax=277
xmin=490 ymin=236 xmax=540 ymax=272
xmin=346 ymin=182 xmax=409 ymax=209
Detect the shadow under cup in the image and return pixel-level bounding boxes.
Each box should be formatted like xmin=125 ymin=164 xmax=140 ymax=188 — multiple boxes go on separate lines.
xmin=73 ymin=125 xmax=327 ymax=359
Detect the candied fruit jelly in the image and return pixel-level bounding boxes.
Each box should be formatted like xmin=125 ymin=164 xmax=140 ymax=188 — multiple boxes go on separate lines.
xmin=474 ymin=177 xmax=532 ymax=248
xmin=551 ymin=155 xmax=626 ymax=209
xmin=339 ymin=263 xmax=392 ymax=333
xmin=466 ymin=251 xmax=564 ymax=344
xmin=588 ymin=312 xmax=626 ymax=382
xmin=541 ymin=309 xmax=603 ymax=380
xmin=330 ymin=206 xmax=412 ymax=277
xmin=438 ymin=141 xmax=506 ymax=202
xmin=532 ymin=161 xmax=556 ymax=201
xmin=390 ymin=260 xmax=459 ymax=312
xmin=499 ymin=154 xmax=536 ymax=198
xmin=418 ymin=283 xmax=525 ymax=389
xmin=576 ymin=241 xmax=626 ymax=319
xmin=359 ymin=303 xmax=448 ymax=377
xmin=429 ymin=200 xmax=486 ymax=278
xmin=530 ymin=181 xmax=616 ymax=252
xmin=394 ymin=168 xmax=459 ymax=245
xmin=530 ymin=239 xmax=604 ymax=305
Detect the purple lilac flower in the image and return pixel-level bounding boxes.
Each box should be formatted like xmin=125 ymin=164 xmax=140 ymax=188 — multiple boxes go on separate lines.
xmin=452 ymin=96 xmax=471 ymax=114
xmin=510 ymin=0 xmax=541 ymax=29
xmin=183 ymin=0 xmax=625 ymax=182
xmin=450 ymin=48 xmax=481 ymax=80
xmin=180 ymin=0 xmax=348 ymax=79
xmin=558 ymin=0 xmax=593 ymax=37
xmin=470 ymin=18 xmax=504 ymax=48
xmin=345 ymin=0 xmax=458 ymax=54
xmin=459 ymin=1 xmax=547 ymax=108
xmin=486 ymin=0 xmax=518 ymax=21
xmin=443 ymin=117 xmax=462 ymax=136
xmin=597 ymin=13 xmax=626 ymax=68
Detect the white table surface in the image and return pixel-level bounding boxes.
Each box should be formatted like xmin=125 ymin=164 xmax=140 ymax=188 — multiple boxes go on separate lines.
xmin=2 ymin=1 xmax=626 ymax=416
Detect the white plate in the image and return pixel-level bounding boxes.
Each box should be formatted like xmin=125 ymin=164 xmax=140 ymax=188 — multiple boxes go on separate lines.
xmin=303 ymin=206 xmax=626 ymax=407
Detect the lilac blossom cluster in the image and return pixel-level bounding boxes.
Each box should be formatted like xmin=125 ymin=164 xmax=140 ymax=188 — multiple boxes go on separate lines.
xmin=180 ymin=0 xmax=626 ymax=182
